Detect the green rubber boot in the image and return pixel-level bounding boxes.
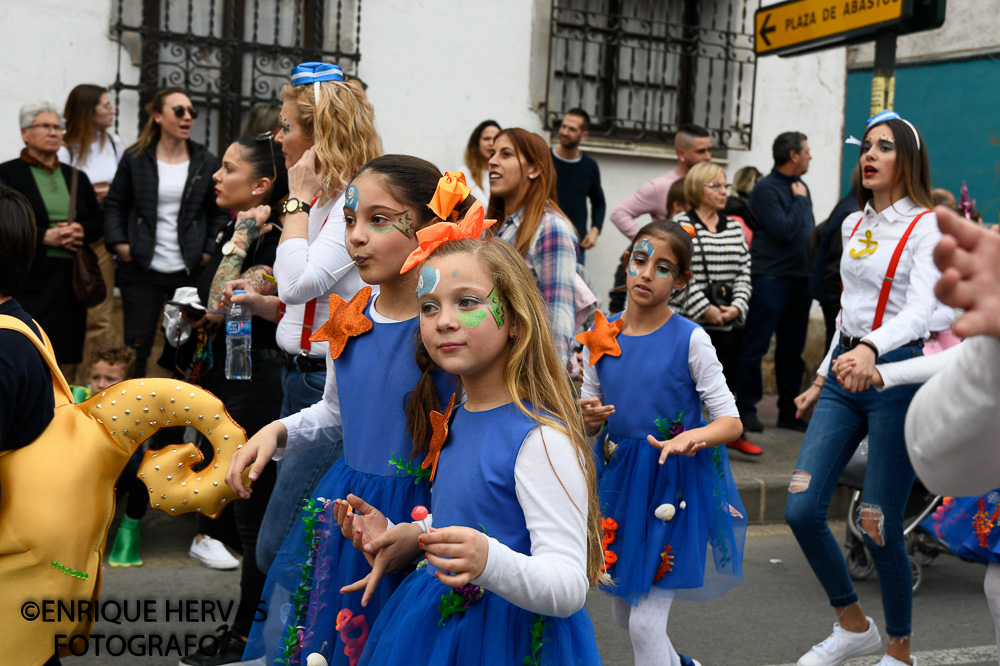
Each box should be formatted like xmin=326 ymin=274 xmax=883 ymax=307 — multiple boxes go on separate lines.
xmin=108 ymin=516 xmax=143 ymax=567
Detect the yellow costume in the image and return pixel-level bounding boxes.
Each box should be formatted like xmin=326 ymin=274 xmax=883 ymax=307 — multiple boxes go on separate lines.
xmin=0 ymin=316 xmax=250 ymax=664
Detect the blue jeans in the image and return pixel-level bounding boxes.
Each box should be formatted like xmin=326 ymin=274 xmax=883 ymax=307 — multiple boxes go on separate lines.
xmin=734 ymin=275 xmax=811 ymax=419
xmin=785 ymin=343 xmax=923 ymax=638
xmin=255 ymin=367 xmax=344 ymax=572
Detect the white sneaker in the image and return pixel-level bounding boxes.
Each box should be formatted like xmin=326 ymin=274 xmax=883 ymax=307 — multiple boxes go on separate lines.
xmin=797 ymin=616 xmax=882 ymax=666
xmin=188 ymin=535 xmax=239 ymax=570
xmin=873 ymin=656 xmax=916 ymax=666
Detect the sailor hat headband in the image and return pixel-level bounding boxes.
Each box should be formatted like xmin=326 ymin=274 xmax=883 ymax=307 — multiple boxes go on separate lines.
xmin=846 ymin=110 xmax=920 ymax=150
xmin=291 ymin=62 xmax=345 ymax=100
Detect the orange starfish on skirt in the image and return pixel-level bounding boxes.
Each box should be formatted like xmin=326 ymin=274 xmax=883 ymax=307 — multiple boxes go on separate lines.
xmin=421 ymin=392 xmax=457 ymax=482
xmin=575 ymin=310 xmax=624 ymax=366
xmin=310 ymin=286 xmax=374 ymax=359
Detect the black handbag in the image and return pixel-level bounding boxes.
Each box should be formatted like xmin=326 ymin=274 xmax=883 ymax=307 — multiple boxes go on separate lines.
xmin=69 ymin=168 xmax=107 ymax=308
xmin=693 ymin=223 xmax=733 ymax=307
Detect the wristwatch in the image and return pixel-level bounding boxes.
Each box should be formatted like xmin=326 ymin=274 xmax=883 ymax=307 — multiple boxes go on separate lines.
xmin=282 ymin=197 xmax=311 ymax=215
xmin=221 ymin=240 xmax=247 ymax=259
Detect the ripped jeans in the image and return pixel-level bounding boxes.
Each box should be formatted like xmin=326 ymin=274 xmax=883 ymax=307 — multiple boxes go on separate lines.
xmin=785 ymin=343 xmax=922 ymax=639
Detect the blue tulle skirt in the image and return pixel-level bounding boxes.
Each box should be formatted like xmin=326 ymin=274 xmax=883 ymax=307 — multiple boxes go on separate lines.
xmin=245 ymin=458 xmax=431 ymax=666
xmin=921 ymin=490 xmax=1000 ymax=564
xmin=358 ymin=569 xmax=603 ymax=665
xmin=596 ymin=434 xmax=746 ymax=605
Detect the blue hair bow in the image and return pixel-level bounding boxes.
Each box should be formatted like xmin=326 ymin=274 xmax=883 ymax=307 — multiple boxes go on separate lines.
xmin=291 ymin=62 xmax=344 ymax=101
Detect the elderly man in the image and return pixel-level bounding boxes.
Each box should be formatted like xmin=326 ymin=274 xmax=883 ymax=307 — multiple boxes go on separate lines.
xmin=609 ymin=123 xmax=712 ymax=239
xmin=0 ymin=102 xmax=101 ymax=371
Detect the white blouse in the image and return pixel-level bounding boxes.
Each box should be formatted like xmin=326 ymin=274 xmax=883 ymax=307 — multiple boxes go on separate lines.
xmin=57 ymin=132 xmax=124 ymax=185
xmin=819 ymin=197 xmax=941 ymax=375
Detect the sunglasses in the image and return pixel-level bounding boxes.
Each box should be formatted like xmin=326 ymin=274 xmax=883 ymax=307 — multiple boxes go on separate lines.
xmin=171 ymin=105 xmax=198 ymax=119
xmin=254 ymin=131 xmax=278 ymax=181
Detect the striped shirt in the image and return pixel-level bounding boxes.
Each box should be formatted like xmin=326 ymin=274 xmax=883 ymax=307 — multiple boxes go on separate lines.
xmin=498 ymin=207 xmax=579 ymax=365
xmin=669 ymin=210 xmax=752 ymax=330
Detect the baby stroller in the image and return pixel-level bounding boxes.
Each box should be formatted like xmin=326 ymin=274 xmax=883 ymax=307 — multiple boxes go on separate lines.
xmin=839 ymin=437 xmax=947 ymax=593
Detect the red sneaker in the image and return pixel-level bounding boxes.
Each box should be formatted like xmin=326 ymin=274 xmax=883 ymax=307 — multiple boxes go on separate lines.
xmin=726 ymin=436 xmax=762 ymax=456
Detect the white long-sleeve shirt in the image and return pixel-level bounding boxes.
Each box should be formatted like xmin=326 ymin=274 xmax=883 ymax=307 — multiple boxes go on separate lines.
xmin=905 ymin=335 xmax=1000 ymax=496
xmin=413 ymin=425 xmax=590 ymax=618
xmin=273 ymin=194 xmax=372 ymax=357
xmin=819 ymin=198 xmax=941 ymax=376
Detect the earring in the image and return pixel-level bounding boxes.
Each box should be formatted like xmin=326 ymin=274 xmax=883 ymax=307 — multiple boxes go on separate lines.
xmin=252 ymin=190 xmax=257 ymax=195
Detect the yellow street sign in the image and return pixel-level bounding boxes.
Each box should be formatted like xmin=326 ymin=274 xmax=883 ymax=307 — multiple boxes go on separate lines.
xmin=755 ymin=0 xmax=907 ymax=56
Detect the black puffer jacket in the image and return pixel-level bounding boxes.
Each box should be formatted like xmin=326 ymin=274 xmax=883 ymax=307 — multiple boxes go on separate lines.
xmin=103 ymin=139 xmax=227 ymax=272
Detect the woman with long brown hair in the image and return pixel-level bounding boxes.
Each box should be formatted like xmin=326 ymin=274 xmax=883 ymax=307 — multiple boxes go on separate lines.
xmin=58 ymin=84 xmax=124 ymax=384
xmin=457 ymin=119 xmax=500 ymax=204
xmin=788 ymin=111 xmax=940 ymax=666
xmin=103 ymin=86 xmax=228 ymax=376
xmin=488 ymin=128 xmax=578 ymax=367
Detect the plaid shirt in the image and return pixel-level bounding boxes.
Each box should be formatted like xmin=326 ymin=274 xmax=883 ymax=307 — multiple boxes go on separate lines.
xmin=498 ymin=208 xmax=579 ymax=365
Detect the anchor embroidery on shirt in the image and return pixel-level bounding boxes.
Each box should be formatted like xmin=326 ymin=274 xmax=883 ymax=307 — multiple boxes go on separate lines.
xmin=849 ymin=229 xmax=878 ymax=258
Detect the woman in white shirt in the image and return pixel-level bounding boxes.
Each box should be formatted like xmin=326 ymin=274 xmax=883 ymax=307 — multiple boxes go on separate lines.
xmin=58 ymin=84 xmax=124 ymax=384
xmin=787 ymin=111 xmax=939 ymax=666
xmin=254 ymin=62 xmax=382 ymax=572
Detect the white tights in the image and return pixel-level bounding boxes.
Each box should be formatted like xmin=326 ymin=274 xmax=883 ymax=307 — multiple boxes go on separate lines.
xmin=611 ymin=595 xmax=680 ymax=666
xmin=984 ymin=562 xmax=1000 ymax=665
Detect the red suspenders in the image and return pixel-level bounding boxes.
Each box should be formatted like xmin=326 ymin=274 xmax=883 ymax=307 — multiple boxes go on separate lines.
xmin=278 ymin=196 xmax=329 ymax=353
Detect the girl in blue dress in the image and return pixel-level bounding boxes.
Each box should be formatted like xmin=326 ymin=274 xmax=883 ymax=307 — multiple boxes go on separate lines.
xmin=333 ymin=236 xmax=605 ymax=665
xmin=225 ymin=155 xmax=458 ymax=666
xmin=577 ymin=219 xmax=746 ymax=666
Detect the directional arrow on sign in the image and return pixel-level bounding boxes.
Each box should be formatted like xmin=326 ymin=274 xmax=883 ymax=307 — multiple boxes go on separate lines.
xmin=759 ymin=13 xmax=775 ymax=47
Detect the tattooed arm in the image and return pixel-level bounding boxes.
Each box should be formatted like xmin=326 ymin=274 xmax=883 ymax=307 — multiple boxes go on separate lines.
xmin=223 ymin=276 xmax=281 ymax=323
xmin=208 ymin=205 xmax=273 ymax=312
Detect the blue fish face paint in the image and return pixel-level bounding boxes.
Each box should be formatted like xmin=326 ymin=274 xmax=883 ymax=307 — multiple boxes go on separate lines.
xmin=627 ymin=238 xmax=655 ymax=276
xmin=345 ymin=184 xmax=359 ymax=212
xmin=416 ymin=265 xmax=440 ymax=298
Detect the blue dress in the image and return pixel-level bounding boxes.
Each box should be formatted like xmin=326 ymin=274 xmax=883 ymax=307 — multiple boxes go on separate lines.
xmin=359 ymin=403 xmax=603 ymax=665
xmin=921 ymin=489 xmax=1000 ymax=564
xmin=591 ymin=312 xmax=745 ymax=605
xmin=245 ymin=296 xmax=455 ymax=666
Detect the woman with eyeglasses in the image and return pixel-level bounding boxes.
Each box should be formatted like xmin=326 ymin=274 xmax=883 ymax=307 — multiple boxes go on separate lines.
xmin=0 ymin=101 xmax=102 ymax=373
xmin=103 ymin=86 xmax=228 ymax=376
xmin=669 ymin=162 xmax=756 ymax=455
xmin=57 ymin=84 xmax=124 ymax=385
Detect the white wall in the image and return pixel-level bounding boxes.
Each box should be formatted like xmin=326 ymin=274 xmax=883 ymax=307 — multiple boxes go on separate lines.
xmin=0 ymin=0 xmax=133 ymax=158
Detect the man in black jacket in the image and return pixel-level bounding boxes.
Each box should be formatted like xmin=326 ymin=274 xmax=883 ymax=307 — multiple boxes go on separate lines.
xmin=733 ymin=132 xmax=815 ymax=438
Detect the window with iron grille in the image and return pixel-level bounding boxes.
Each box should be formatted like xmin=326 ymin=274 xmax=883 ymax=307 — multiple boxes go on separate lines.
xmin=112 ymin=0 xmax=361 ymax=157
xmin=546 ymin=0 xmax=759 ymax=151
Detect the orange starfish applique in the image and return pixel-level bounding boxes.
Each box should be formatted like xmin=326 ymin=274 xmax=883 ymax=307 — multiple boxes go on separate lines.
xmin=310 ymin=286 xmax=374 ymax=360
xmin=575 ymin=310 xmax=624 ymax=366
xmin=421 ymin=392 xmax=456 ymax=482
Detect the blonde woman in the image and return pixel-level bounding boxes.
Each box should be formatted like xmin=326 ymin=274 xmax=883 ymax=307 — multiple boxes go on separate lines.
xmin=255 ymin=61 xmax=382 ymax=572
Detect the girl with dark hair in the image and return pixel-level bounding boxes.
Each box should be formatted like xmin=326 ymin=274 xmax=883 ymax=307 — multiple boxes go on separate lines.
xmin=488 ymin=128 xmax=579 ymax=367
xmin=578 ymin=219 xmax=745 ymax=666
xmin=226 ymin=155 xmax=457 ymax=666
xmin=103 ymin=86 xmax=228 ymax=376
xmin=788 ymin=111 xmax=940 ymax=666
xmin=458 ymin=119 xmax=500 ymax=203
xmin=58 ymin=84 xmax=124 ymax=385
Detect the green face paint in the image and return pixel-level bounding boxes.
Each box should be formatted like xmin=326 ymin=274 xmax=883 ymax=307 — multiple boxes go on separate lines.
xmin=367 ymin=223 xmax=395 ymax=234
xmin=457 ymin=310 xmax=488 ymax=328
xmin=487 ymin=288 xmax=504 ymax=329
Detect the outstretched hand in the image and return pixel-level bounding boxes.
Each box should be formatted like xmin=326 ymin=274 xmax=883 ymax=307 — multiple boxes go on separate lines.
xmin=339 ymin=521 xmax=424 ymax=607
xmin=934 ymin=205 xmax=1000 ymax=339
xmin=646 ymin=434 xmax=707 ymax=464
xmin=333 ymin=494 xmax=388 ymax=556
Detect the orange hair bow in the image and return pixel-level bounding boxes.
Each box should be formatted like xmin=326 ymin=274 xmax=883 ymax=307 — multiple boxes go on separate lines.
xmin=428 ymin=171 xmax=473 ymax=220
xmin=400 ymin=200 xmax=497 ymax=273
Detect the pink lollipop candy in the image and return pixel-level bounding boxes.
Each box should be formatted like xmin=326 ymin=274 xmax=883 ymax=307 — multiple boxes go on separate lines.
xmin=411 ymin=505 xmax=428 ymax=521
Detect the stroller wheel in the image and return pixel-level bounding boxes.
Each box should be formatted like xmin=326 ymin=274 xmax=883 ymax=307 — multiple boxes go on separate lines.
xmin=907 ymin=531 xmax=937 ymax=567
xmin=847 ymin=547 xmax=875 ymax=580
xmin=910 ymin=555 xmax=923 ymax=593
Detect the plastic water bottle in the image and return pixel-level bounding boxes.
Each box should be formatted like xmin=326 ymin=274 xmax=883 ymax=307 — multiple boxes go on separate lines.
xmin=225 ymin=290 xmax=252 ymax=380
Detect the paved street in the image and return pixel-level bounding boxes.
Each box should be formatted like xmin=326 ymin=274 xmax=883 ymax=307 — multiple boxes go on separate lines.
xmin=66 ymin=516 xmax=997 ymax=666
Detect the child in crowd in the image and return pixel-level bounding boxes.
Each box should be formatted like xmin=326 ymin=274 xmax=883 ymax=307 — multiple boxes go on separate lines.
xmin=336 ymin=236 xmax=604 ymax=665
xmin=578 ymin=219 xmax=746 ymax=666
xmin=83 ymin=339 xmax=145 ymax=567
xmin=225 ymin=156 xmax=457 ymax=666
